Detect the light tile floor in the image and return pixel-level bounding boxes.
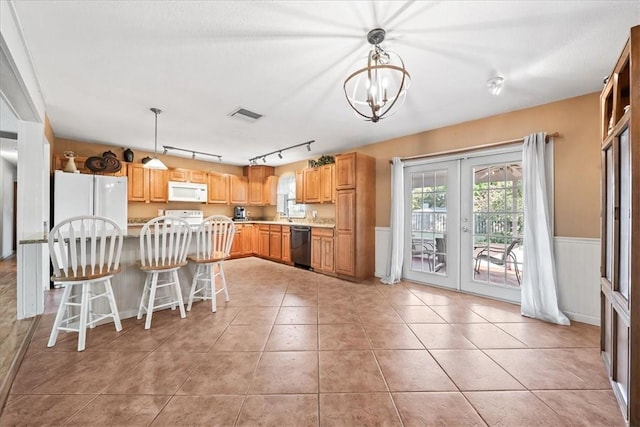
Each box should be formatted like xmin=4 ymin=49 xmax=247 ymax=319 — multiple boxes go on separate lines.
xmin=1 ymin=257 xmax=624 ymax=426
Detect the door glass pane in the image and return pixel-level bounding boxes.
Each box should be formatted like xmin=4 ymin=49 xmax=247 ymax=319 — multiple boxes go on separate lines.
xmin=605 ymin=146 xmax=613 ymax=282
xmin=619 ymin=128 xmax=630 ymax=299
xmin=410 ymin=170 xmax=447 ymax=275
xmin=472 ymin=163 xmax=523 ymax=287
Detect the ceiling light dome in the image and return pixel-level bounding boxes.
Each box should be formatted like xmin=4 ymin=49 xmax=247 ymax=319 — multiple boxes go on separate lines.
xmin=343 ymin=28 xmax=411 ymax=123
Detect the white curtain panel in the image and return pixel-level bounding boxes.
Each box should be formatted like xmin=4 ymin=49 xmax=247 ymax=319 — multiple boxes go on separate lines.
xmin=381 ymin=157 xmax=404 ymax=285
xmin=521 ymin=132 xmax=570 ymax=325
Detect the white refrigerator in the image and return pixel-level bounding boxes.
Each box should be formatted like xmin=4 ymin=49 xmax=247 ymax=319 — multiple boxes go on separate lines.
xmin=53 ymin=170 xmax=128 ymax=230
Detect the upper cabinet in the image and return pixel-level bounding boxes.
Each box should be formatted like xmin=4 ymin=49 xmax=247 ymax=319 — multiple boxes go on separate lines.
xmin=229 ymin=175 xmax=248 ymax=205
xmin=168 ymin=168 xmax=207 ymax=184
xmin=243 ymin=165 xmax=277 ymax=206
xmin=335 ymin=153 xmax=356 ymax=190
xmin=127 ymin=163 xmax=167 ymax=202
xmin=207 ymin=171 xmax=229 ymax=204
xmin=295 ymin=164 xmax=335 ymax=204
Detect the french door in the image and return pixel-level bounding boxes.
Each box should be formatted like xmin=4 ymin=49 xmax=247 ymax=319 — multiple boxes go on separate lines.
xmin=404 ymin=149 xmax=524 ymax=302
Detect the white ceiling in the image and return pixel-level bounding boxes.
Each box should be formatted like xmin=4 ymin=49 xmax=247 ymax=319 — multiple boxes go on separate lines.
xmin=10 ymin=1 xmax=640 ymax=166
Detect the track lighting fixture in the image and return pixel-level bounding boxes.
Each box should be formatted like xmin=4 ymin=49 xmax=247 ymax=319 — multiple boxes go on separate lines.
xmin=162 ymin=145 xmax=223 ymax=163
xmin=248 ymin=140 xmax=315 ymax=166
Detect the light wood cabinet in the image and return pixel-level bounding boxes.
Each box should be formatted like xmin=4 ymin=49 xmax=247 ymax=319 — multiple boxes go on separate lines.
xmin=127 ymin=164 xmax=149 ymax=202
xmin=295 ymin=170 xmax=304 ymax=203
xmin=127 ymin=163 xmax=168 ymax=203
xmin=304 ymin=168 xmax=321 ymax=203
xmin=282 ymin=226 xmax=291 ymax=263
xmin=320 ymin=164 xmax=335 ymax=203
xmin=230 ymin=224 xmax=243 ymax=257
xmin=207 ymin=172 xmax=229 ymax=204
xmin=242 ymin=224 xmax=254 ymax=255
xmin=600 ymin=25 xmax=639 ymax=425
xmin=334 ymin=152 xmax=375 ymax=280
xmin=311 ymin=227 xmax=334 ymax=273
xmin=229 ymin=175 xmax=248 ymax=205
xmin=168 ymin=168 xmax=207 ymax=184
xmin=295 ymin=164 xmax=335 ymax=204
xmin=269 ymin=225 xmax=282 ymax=259
xmin=148 ymin=169 xmax=168 ymax=202
xmin=264 ymin=175 xmax=279 ymax=205
xmin=335 ymin=152 xmax=356 ymax=190
xmin=335 ymin=190 xmax=355 ymax=276
xmin=258 ymin=225 xmax=270 ymax=258
xmin=244 ymin=165 xmax=275 ymax=206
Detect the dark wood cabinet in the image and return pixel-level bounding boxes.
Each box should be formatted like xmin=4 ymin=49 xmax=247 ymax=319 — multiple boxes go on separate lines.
xmin=600 ymin=25 xmax=639 ymax=425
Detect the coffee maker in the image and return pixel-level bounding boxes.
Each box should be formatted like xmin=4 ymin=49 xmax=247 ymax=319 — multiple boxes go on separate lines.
xmin=233 ymin=206 xmax=247 ymax=221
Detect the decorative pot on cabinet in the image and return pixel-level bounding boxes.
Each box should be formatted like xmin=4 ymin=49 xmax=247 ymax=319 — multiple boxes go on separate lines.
xmin=123 ymin=148 xmax=134 ymax=162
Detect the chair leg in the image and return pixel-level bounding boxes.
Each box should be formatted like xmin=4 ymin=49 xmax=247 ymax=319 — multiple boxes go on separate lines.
xmin=48 ymin=284 xmax=72 ymax=348
xmin=173 ymin=270 xmax=186 ymax=319
xmin=77 ymin=283 xmax=90 ymax=352
xmin=210 ymin=264 xmax=217 ymax=313
xmin=144 ymin=273 xmax=159 ymax=330
xmin=219 ymin=263 xmax=230 ymax=303
xmin=187 ymin=265 xmax=201 ymax=312
xmin=104 ymin=278 xmax=122 ymax=332
xmin=137 ymin=273 xmax=151 ymax=320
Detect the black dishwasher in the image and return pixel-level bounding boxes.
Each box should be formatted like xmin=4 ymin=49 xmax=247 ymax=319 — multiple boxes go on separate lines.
xmin=291 ymin=226 xmax=311 ymax=269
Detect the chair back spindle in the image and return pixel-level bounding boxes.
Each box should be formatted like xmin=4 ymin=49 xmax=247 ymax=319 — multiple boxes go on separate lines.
xmin=139 ymin=216 xmax=192 ymax=268
xmin=49 ymin=215 xmax=123 ymax=279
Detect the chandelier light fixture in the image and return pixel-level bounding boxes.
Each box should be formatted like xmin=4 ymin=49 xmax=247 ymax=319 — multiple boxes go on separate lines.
xmin=143 ymin=107 xmax=168 ymax=170
xmin=343 ymin=28 xmax=411 ymax=123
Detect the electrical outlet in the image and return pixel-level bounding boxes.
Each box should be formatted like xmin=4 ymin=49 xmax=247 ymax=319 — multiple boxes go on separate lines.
xmin=157 ymin=209 xmax=164 ymax=216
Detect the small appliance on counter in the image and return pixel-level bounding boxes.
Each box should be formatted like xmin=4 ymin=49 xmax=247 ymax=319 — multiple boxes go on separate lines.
xmin=233 ymin=206 xmax=247 ymax=221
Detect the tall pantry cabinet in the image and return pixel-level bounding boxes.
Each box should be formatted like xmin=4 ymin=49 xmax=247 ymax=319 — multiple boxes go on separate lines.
xmin=334 ymin=152 xmax=375 ymax=280
xmin=600 ymin=25 xmax=639 ymax=425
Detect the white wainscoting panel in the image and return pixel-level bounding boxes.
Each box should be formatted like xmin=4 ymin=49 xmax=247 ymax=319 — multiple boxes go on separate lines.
xmin=554 ymin=237 xmax=601 ymax=325
xmin=375 ymin=227 xmax=391 ymax=278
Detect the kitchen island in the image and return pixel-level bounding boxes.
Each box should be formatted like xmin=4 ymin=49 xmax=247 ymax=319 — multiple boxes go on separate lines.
xmin=19 ymin=219 xmax=335 ymax=321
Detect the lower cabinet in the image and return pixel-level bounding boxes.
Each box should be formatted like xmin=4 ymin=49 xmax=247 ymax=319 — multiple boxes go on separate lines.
xmin=282 ymin=226 xmax=291 ymax=263
xmin=230 ymin=224 xmax=244 ymax=257
xmin=242 ymin=224 xmax=254 ymax=255
xmin=258 ymin=225 xmax=270 ymax=258
xmin=311 ymin=228 xmax=334 ymax=273
xmin=269 ymin=225 xmax=282 ymax=259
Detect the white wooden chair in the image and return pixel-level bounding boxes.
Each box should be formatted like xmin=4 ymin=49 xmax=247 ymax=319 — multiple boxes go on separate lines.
xmin=187 ymin=215 xmax=235 ymax=312
xmin=48 ymin=215 xmax=123 ymax=352
xmin=137 ymin=215 xmax=192 ymax=329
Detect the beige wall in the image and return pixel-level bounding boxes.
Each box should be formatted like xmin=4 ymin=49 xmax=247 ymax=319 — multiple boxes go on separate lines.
xmin=354 ymin=92 xmax=600 ymax=238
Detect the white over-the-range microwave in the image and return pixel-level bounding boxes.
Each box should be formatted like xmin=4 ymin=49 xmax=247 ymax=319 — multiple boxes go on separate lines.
xmin=167 ymin=181 xmax=208 ymax=202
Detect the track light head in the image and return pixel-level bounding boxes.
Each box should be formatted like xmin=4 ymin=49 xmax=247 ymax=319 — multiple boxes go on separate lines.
xmin=307 ymin=144 xmax=311 ymax=152
xmin=278 ymin=152 xmax=283 ymax=159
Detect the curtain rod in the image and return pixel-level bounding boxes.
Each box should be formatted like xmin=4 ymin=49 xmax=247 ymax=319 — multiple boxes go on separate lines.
xmin=393 ymin=132 xmax=560 ymax=163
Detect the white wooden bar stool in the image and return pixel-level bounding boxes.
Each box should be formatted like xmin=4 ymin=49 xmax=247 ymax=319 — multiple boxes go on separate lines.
xmin=48 ymin=215 xmax=124 ymax=352
xmin=137 ymin=215 xmax=192 ymax=329
xmin=187 ymin=215 xmax=235 ymax=312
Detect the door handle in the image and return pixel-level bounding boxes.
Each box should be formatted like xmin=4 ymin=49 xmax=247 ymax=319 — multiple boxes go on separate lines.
xmin=462 ymin=226 xmax=469 ymax=232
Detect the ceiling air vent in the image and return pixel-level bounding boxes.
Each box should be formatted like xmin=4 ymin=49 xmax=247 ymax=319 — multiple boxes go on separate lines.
xmin=228 ymin=107 xmax=263 ymax=122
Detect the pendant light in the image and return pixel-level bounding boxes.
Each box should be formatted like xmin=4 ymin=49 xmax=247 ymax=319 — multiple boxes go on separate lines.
xmin=343 ymin=28 xmax=411 ymax=123
xmin=143 ymin=107 xmax=168 ymax=170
